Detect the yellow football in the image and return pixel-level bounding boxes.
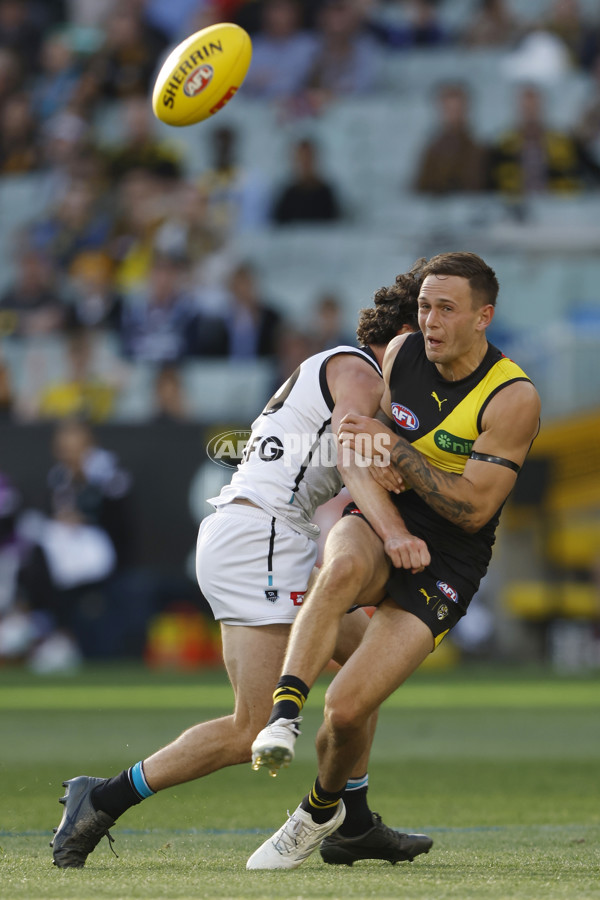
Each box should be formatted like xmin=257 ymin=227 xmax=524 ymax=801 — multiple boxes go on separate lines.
xmin=151 ymin=23 xmax=252 ymax=127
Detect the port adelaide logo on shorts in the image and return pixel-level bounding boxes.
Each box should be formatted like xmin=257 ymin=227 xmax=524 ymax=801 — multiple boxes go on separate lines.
xmin=391 ymin=402 xmax=419 ymax=431
xmin=183 ymin=64 xmax=214 ymax=97
xmin=265 ymin=589 xmax=278 ymax=603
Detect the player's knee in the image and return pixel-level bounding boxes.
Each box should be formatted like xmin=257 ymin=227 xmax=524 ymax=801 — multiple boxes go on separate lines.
xmin=321 ymin=552 xmax=368 ymax=593
xmin=323 ymin=692 xmax=365 ymax=737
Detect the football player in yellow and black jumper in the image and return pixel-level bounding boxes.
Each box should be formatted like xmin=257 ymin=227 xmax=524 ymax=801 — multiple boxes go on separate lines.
xmin=249 ymin=250 xmax=541 ymax=870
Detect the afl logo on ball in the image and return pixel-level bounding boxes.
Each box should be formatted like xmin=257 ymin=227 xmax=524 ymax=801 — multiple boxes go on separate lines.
xmin=184 ymin=65 xmax=214 ymax=97
xmin=391 ymin=402 xmax=419 ymax=431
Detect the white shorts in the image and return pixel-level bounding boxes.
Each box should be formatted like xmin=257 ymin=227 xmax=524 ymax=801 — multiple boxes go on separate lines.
xmin=196 ymin=504 xmax=318 ymax=626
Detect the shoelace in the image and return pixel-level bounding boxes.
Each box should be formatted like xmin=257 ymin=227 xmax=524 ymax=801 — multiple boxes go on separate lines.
xmin=270 ymin=716 xmax=302 ymax=737
xmin=274 ymin=811 xmax=312 ymax=853
xmin=106 ymin=831 xmax=119 ymax=858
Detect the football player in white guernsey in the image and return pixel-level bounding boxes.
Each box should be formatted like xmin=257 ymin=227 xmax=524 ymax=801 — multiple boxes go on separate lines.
xmin=51 ymin=262 xmax=433 ymax=870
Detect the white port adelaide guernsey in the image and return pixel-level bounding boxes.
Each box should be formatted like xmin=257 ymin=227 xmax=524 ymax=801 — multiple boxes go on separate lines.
xmin=209 ymin=346 xmax=381 ymax=538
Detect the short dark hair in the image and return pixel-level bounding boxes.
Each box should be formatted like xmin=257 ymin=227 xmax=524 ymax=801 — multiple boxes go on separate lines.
xmin=356 ymin=258 xmax=424 ymax=345
xmin=421 ymin=251 xmax=499 ymax=307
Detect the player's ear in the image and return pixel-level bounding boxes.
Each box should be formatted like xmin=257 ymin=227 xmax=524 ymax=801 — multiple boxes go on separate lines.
xmin=476 ymin=304 xmax=494 ymax=331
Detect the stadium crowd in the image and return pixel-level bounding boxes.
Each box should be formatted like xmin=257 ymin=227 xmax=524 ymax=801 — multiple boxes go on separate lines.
xmin=1 ymin=0 xmax=599 ymax=669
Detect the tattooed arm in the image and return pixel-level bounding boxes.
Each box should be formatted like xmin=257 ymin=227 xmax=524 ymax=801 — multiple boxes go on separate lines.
xmin=339 ymin=379 xmax=541 ymax=534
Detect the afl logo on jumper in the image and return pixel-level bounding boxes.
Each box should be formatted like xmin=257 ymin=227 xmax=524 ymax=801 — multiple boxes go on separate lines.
xmin=184 ymin=65 xmax=214 ymax=97
xmin=437 ymin=580 xmax=459 ymax=603
xmin=391 ymin=402 xmax=419 ymax=431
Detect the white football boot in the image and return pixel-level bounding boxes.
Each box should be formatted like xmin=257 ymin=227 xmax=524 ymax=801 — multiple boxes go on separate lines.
xmin=246 ymin=801 xmax=346 ymax=870
xmin=251 ymin=717 xmax=302 ymax=776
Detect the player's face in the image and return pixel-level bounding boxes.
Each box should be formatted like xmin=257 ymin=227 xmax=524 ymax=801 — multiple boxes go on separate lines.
xmin=417 ymin=274 xmax=493 ymax=379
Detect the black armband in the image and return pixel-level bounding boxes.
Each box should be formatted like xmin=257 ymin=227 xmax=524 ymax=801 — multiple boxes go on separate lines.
xmin=469 ymin=451 xmax=520 ymax=473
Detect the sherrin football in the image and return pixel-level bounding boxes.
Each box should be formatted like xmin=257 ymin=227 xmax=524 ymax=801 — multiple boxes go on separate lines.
xmin=152 ymin=23 xmax=252 ymax=127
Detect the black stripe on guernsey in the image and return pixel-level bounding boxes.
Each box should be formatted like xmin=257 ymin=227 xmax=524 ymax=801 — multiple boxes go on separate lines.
xmin=291 ymin=418 xmax=330 ymax=495
xmin=318 ymin=348 xmax=382 ymax=412
xmin=267 ymin=517 xmax=276 ymax=576
xmin=469 ymin=451 xmax=521 ymax=473
xmin=476 ymin=377 xmax=532 ymax=433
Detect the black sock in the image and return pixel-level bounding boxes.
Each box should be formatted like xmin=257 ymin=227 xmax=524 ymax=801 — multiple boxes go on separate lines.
xmin=267 ymin=675 xmax=309 ymax=724
xmin=91 ymin=768 xmax=147 ymax=821
xmin=300 ymin=776 xmax=344 ymax=824
xmin=339 ymin=775 xmax=374 ymax=836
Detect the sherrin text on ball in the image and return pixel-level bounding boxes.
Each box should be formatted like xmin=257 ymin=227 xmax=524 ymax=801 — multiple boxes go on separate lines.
xmin=152 ymin=23 xmax=252 ymax=127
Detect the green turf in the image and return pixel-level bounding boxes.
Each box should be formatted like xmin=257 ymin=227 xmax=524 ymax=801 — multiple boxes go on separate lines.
xmin=1 ymin=665 xmax=599 ymax=900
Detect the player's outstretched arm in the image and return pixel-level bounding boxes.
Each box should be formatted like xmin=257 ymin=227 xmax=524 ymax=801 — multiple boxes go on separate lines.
xmin=339 ymin=379 xmax=541 ymax=534
xmin=327 ymin=354 xmax=430 ymax=571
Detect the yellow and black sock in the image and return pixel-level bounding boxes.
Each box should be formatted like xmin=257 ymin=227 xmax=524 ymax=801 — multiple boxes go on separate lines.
xmin=300 ymin=776 xmax=344 ymax=824
xmin=267 ymin=675 xmax=309 ymax=724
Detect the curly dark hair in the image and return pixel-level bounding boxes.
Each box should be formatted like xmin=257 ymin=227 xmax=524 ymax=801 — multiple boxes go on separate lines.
xmin=422 ymin=251 xmax=499 ymax=307
xmin=356 ymin=257 xmax=425 ymax=346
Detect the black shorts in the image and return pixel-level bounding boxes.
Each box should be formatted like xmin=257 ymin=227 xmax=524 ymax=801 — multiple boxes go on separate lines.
xmin=342 ymin=502 xmax=470 ymax=646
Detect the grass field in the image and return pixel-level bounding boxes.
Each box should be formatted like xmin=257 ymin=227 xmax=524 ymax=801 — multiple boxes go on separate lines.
xmin=1 ymin=663 xmax=599 ymax=900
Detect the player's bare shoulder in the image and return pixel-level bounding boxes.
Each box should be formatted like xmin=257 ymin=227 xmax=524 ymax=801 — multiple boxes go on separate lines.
xmin=325 ymin=351 xmax=384 ymax=424
xmin=326 ymin=350 xmax=382 ymax=395
xmin=381 ymin=333 xmax=412 ymax=383
xmin=482 ymin=378 xmax=541 ymax=440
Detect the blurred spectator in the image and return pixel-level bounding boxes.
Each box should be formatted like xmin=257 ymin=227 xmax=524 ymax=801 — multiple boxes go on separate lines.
xmin=110 ymin=167 xmax=168 ymax=292
xmin=302 ymin=0 xmax=381 ymax=109
xmin=89 ymin=0 xmax=168 ymax=100
xmin=153 ymin=179 xmax=227 ymax=287
xmin=414 ymin=83 xmax=488 ymax=195
xmin=63 ymin=0 xmax=118 ymax=28
xmin=0 ymin=0 xmax=44 ymax=72
xmin=66 ymin=250 xmax=123 ymax=332
xmin=271 ymin=138 xmax=342 ymax=224
xmin=171 ymin=0 xmax=225 ymax=36
xmin=488 ymin=84 xmax=584 ymax=195
xmin=0 ymin=93 xmax=40 ymax=174
xmin=102 ymin=92 xmax=183 ymax=181
xmin=575 ymin=53 xmax=600 ymax=177
xmin=0 ymin=46 xmax=23 ymax=106
xmin=45 ymin=418 xmax=132 ymax=566
xmin=540 ymin=0 xmax=599 ymax=71
xmin=0 ymin=247 xmax=67 ymax=337
xmin=463 ymin=0 xmax=522 ymax=48
xmin=0 ymin=472 xmax=61 ymax=667
xmin=145 ymin=0 xmax=210 ymax=41
xmin=120 ymin=251 xmax=229 ymax=363
xmin=243 ymin=0 xmax=317 ymax=100
xmin=0 ymin=353 xmax=14 ymax=419
xmin=30 ymin=325 xmax=124 ymax=423
xmin=222 ymin=261 xmax=282 ymax=359
xmin=31 ymin=28 xmax=81 ymax=123
xmin=38 ymin=109 xmax=96 ymax=202
xmin=17 ymin=418 xmax=144 ymax=659
xmin=271 ymin=322 xmax=313 ymax=385
xmin=310 ymin=292 xmax=354 ymax=351
xmin=368 ymin=0 xmax=447 ymax=49
xmin=27 ymin=176 xmax=112 ymax=269
xmin=152 ymin=362 xmax=190 ymax=423
xmin=197 ymin=125 xmax=270 ymax=233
